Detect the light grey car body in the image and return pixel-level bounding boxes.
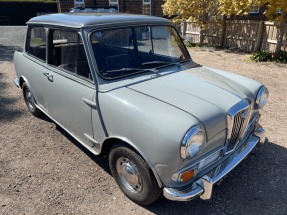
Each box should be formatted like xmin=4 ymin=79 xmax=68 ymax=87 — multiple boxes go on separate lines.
xmin=14 ymin=13 xmax=268 ymax=203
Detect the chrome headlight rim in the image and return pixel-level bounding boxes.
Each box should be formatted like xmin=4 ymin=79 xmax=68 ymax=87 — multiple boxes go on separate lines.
xmin=255 ymin=86 xmax=269 ymax=110
xmin=181 ymin=126 xmax=205 ymax=159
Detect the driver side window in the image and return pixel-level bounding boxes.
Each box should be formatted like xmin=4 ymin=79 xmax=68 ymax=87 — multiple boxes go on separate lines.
xmin=49 ymin=30 xmax=92 ymax=81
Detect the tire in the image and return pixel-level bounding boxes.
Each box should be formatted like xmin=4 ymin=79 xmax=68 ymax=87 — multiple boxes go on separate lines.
xmin=109 ymin=145 xmax=162 ymax=205
xmin=22 ymin=82 xmax=41 ymax=117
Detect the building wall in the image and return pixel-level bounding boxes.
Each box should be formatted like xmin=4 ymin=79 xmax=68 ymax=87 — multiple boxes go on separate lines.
xmin=0 ymin=2 xmax=57 ymax=25
xmin=228 ymin=5 xmax=268 ymax=21
xmin=57 ymin=0 xmax=163 ymax=16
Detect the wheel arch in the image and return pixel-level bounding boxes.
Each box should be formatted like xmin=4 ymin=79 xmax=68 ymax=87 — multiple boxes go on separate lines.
xmin=19 ymin=76 xmax=30 ymax=89
xmin=100 ymin=136 xmax=163 ymax=188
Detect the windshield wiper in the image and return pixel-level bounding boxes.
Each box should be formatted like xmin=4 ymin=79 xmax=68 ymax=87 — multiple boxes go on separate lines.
xmin=141 ymin=61 xmax=181 ymax=68
xmin=105 ymin=67 xmax=158 ymax=74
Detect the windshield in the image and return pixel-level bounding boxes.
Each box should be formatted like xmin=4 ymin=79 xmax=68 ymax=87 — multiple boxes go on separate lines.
xmin=90 ymin=25 xmax=190 ymax=79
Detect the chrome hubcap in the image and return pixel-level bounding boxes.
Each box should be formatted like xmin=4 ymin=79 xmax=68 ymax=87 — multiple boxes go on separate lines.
xmin=25 ymin=90 xmax=35 ymax=111
xmin=116 ymin=157 xmax=142 ymax=193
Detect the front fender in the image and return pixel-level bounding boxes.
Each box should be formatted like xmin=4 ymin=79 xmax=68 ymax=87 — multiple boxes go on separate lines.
xmin=99 ymin=87 xmax=200 ymax=186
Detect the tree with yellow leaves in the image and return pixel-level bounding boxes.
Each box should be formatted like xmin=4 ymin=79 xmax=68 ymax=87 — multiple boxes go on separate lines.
xmin=219 ymin=0 xmax=286 ymax=53
xmin=162 ymin=0 xmax=222 ymax=44
xmin=162 ymin=0 xmax=221 ymax=27
xmin=163 ymin=0 xmax=286 ymax=53
xmin=259 ymin=0 xmax=287 ymax=53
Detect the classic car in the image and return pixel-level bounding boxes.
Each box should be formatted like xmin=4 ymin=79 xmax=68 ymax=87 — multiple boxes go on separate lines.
xmin=13 ymin=13 xmax=268 ymax=205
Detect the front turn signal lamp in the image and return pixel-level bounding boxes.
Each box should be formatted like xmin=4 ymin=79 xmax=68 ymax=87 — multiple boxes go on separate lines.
xmin=180 ymin=169 xmax=197 ymax=182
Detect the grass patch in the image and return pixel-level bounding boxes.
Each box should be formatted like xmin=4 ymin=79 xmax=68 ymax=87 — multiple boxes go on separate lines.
xmin=251 ymin=50 xmax=287 ymax=64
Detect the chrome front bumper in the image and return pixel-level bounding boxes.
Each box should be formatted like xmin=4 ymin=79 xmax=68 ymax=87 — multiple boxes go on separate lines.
xmin=163 ymin=125 xmax=266 ymax=201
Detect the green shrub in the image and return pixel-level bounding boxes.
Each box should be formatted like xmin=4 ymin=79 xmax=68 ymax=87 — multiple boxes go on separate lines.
xmin=184 ymin=40 xmax=196 ymax=47
xmin=251 ymin=51 xmax=273 ymax=62
xmin=251 ymin=50 xmax=287 ymax=64
xmin=273 ymin=51 xmax=287 ymax=64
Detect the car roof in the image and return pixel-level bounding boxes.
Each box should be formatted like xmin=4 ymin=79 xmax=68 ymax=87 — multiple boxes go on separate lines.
xmin=27 ymin=13 xmax=171 ymax=28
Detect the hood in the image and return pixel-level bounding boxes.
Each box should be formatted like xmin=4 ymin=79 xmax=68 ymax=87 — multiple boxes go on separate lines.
xmin=127 ymin=66 xmax=259 ymax=139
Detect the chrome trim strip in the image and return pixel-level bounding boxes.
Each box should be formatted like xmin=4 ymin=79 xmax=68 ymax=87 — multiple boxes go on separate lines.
xmin=13 ymin=78 xmax=20 ymax=88
xmin=84 ymin=133 xmax=101 ymax=148
xmin=163 ymin=126 xmax=264 ymax=201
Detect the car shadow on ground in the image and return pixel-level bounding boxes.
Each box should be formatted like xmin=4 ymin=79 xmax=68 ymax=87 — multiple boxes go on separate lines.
xmin=0 ymin=44 xmax=22 ymax=61
xmin=0 ymin=72 xmax=23 ymax=122
xmin=55 ymin=125 xmax=111 ymax=174
xmin=52 ymin=123 xmax=287 ymax=214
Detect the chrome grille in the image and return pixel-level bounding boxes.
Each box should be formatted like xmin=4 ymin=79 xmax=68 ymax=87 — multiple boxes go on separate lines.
xmin=227 ymin=110 xmax=247 ymax=151
xmin=226 ymin=100 xmax=251 ymax=154
xmin=198 ymin=149 xmax=222 ymax=170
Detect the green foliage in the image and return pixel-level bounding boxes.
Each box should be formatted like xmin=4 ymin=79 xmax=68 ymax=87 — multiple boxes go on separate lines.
xmin=273 ymin=51 xmax=287 ymax=63
xmin=184 ymin=40 xmax=196 ymax=47
xmin=251 ymin=51 xmax=272 ymax=62
xmin=251 ymin=51 xmax=287 ymax=63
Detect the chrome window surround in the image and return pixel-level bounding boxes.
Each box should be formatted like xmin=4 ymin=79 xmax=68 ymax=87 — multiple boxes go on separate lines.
xmin=225 ymin=99 xmax=252 ymax=154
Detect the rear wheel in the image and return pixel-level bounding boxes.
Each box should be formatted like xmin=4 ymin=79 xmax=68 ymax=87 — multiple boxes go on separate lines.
xmin=109 ymin=145 xmax=161 ymax=205
xmin=22 ymin=82 xmax=41 ymax=117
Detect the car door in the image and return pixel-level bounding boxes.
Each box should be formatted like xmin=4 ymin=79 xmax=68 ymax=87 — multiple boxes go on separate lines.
xmin=43 ymin=29 xmax=106 ymax=151
xmin=23 ymin=25 xmax=50 ymax=112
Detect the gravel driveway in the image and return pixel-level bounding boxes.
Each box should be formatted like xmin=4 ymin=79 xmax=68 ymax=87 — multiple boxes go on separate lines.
xmin=0 ymin=27 xmax=287 ymax=214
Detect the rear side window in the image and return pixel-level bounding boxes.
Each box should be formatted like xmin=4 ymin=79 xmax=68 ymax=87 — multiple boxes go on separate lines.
xmin=26 ymin=26 xmax=46 ymax=62
xmin=49 ymin=30 xmax=92 ymax=81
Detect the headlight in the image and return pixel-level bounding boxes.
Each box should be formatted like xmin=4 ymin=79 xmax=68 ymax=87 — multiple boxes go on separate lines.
xmin=181 ymin=126 xmax=205 ymax=159
xmin=255 ymin=86 xmax=269 ymax=110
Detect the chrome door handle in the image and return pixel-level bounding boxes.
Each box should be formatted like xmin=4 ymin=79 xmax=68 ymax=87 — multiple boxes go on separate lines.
xmin=43 ymin=72 xmax=53 ymax=81
xmin=47 ymin=74 xmax=53 ymax=82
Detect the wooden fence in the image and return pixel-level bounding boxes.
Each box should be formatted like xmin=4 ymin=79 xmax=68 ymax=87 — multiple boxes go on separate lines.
xmin=181 ymin=20 xmax=287 ymax=52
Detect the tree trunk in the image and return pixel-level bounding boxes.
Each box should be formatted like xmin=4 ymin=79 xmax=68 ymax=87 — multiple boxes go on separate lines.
xmin=220 ymin=15 xmax=227 ymax=48
xmin=199 ymin=26 xmax=204 ymax=45
xmin=275 ymin=11 xmax=286 ymax=54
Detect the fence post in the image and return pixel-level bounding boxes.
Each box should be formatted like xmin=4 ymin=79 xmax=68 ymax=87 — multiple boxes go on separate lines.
xmin=220 ymin=15 xmax=226 ymax=47
xmin=254 ymin=21 xmax=264 ymax=52
xmin=181 ymin=20 xmax=187 ymax=38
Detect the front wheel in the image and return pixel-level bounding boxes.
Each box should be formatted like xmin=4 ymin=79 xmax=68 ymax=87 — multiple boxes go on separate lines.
xmin=109 ymin=145 xmax=161 ymax=205
xmin=22 ymin=82 xmax=41 ymax=117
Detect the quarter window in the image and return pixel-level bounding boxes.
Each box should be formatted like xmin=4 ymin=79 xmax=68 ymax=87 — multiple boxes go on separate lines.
xmin=49 ymin=30 xmax=92 ymax=81
xmin=26 ymin=26 xmax=46 ymax=62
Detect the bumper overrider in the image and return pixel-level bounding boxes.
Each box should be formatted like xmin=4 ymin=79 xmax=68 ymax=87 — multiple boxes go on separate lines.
xmin=163 ymin=125 xmax=266 ymax=201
